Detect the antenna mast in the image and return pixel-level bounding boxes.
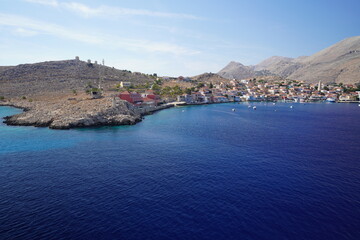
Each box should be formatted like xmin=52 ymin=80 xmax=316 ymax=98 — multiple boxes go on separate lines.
xmin=99 ymin=59 xmax=104 ymax=90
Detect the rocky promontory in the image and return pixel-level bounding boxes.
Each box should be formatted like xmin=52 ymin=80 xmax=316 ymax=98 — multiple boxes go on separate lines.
xmin=1 ymin=94 xmax=143 ymax=129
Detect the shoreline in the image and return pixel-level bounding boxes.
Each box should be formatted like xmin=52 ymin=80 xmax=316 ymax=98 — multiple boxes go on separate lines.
xmin=0 ymin=98 xmax=174 ymax=130
xmin=1 ymin=99 xmax=359 ymax=130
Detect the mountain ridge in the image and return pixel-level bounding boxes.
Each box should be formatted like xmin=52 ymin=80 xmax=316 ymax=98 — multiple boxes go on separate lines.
xmin=218 ymin=36 xmax=360 ymax=84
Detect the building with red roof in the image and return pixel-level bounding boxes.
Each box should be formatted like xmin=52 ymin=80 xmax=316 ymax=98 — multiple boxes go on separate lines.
xmin=119 ymin=91 xmax=143 ymax=104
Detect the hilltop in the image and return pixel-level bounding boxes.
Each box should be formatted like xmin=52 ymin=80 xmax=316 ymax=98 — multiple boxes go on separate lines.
xmin=190 ymin=72 xmax=230 ymax=83
xmin=0 ymin=58 xmax=156 ymax=98
xmin=218 ymin=36 xmax=360 ymax=84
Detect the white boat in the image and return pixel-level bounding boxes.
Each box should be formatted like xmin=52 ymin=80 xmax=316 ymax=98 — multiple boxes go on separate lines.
xmin=253 ymin=106 xmax=257 ymax=110
xmin=232 ymin=108 xmax=235 ymax=112
xmin=290 ymin=105 xmax=293 ymax=109
xmin=326 ymin=97 xmax=336 ymax=102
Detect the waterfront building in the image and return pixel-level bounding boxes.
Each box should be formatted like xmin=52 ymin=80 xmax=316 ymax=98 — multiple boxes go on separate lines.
xmin=119 ymin=91 xmax=143 ymax=104
xmin=141 ymin=90 xmax=162 ymax=105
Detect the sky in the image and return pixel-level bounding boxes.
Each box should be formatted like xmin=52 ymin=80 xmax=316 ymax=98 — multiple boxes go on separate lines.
xmin=1 ymin=0 xmax=360 ymax=76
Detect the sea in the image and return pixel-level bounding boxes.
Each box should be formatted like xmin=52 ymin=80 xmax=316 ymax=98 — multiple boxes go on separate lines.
xmin=0 ymin=102 xmax=359 ymax=240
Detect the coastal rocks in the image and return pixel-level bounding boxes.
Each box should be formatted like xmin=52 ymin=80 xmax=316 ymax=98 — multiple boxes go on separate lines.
xmin=1 ymin=96 xmax=142 ymax=129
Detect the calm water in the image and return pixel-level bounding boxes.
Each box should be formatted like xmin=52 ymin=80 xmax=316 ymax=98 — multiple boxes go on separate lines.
xmin=1 ymin=103 xmax=360 ymax=240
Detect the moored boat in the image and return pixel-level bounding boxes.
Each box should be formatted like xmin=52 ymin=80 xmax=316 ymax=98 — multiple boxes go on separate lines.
xmin=326 ymin=97 xmax=336 ymax=103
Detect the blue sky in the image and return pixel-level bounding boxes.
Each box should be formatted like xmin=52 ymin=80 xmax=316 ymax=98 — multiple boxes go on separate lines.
xmin=1 ymin=0 xmax=359 ymax=76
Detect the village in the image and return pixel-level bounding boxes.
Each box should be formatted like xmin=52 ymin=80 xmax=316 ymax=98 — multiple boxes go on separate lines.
xmin=115 ymin=77 xmax=360 ymax=107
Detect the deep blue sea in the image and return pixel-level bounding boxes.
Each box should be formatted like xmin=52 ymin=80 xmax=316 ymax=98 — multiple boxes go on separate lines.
xmin=1 ymin=102 xmax=360 ymax=240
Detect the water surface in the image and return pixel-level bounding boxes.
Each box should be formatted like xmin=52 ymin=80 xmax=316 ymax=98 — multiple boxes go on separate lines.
xmin=1 ymin=103 xmax=359 ymax=239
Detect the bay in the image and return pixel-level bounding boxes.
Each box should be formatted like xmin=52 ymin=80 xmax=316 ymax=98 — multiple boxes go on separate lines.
xmin=0 ymin=103 xmax=360 ymax=240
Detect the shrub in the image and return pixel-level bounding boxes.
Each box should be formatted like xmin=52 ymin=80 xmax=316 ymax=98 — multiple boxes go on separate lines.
xmin=0 ymin=96 xmax=4 ymax=100
xmin=21 ymin=96 xmax=26 ymax=100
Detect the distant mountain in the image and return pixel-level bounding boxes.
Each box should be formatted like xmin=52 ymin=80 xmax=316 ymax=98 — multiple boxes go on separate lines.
xmin=254 ymin=56 xmax=303 ymax=77
xmin=190 ymin=72 xmax=229 ymax=83
xmin=0 ymin=59 xmax=155 ymax=98
xmin=218 ymin=36 xmax=360 ymax=84
xmin=217 ymin=61 xmax=255 ymax=80
xmin=217 ymin=61 xmax=273 ymax=80
xmin=254 ymin=56 xmax=293 ymax=71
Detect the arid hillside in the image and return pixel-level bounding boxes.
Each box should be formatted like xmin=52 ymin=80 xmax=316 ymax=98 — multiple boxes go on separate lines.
xmin=0 ymin=58 xmax=156 ymax=98
xmin=218 ymin=36 xmax=360 ymax=84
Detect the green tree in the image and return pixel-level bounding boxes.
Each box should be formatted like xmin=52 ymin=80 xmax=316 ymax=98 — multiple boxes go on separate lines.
xmin=209 ymin=82 xmax=214 ymax=89
xmin=197 ymin=82 xmax=205 ymax=88
xmin=161 ymin=86 xmax=172 ymax=96
xmin=173 ymin=85 xmax=183 ymax=95
xmin=151 ymin=83 xmax=161 ymax=91
xmin=144 ymin=82 xmax=150 ymax=89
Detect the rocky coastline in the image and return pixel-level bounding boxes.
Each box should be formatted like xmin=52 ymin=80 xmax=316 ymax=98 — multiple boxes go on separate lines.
xmin=0 ymin=95 xmax=151 ymax=129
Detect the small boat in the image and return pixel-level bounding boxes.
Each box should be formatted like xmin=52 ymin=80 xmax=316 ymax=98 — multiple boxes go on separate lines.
xmin=248 ymin=105 xmax=251 ymax=108
xmin=232 ymin=108 xmax=236 ymax=112
xmin=253 ymin=106 xmax=257 ymax=110
xmin=273 ymin=102 xmax=276 ymax=105
xmin=290 ymin=105 xmax=293 ymax=109
xmin=326 ymin=97 xmax=336 ymax=103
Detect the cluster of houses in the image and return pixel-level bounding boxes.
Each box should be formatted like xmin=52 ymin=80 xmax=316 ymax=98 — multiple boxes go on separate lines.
xmin=118 ymin=90 xmax=162 ymax=106
xmin=117 ymin=79 xmax=360 ymax=106
xmin=177 ymin=87 xmax=240 ymax=104
xmin=177 ymin=80 xmax=360 ymax=104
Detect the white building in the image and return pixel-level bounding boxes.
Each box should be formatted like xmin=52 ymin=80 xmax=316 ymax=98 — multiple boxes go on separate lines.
xmin=120 ymin=82 xmax=131 ymax=88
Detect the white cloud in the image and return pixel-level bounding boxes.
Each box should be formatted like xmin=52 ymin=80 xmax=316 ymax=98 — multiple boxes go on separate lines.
xmin=12 ymin=28 xmax=39 ymax=37
xmin=24 ymin=0 xmax=59 ymax=7
xmin=0 ymin=13 xmax=102 ymax=44
xmin=62 ymin=2 xmax=201 ymax=19
xmin=0 ymin=13 xmax=199 ymax=56
xmin=24 ymin=0 xmax=201 ymax=20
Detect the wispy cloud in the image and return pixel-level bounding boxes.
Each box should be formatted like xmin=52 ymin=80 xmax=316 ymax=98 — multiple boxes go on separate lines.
xmin=12 ymin=27 xmax=39 ymax=37
xmin=24 ymin=0 xmax=201 ymax=20
xmin=0 ymin=13 xmax=200 ymax=56
xmin=24 ymin=0 xmax=58 ymax=7
xmin=0 ymin=13 xmax=102 ymax=44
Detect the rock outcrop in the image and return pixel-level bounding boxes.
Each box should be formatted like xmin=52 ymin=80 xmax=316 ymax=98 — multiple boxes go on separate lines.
xmin=1 ymin=95 xmax=142 ymax=129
